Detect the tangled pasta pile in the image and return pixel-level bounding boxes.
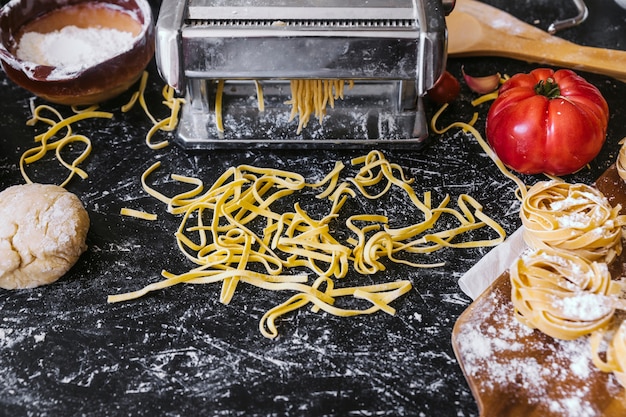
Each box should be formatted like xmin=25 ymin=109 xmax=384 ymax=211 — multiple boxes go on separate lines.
xmin=109 ymin=151 xmax=506 ymax=338
xmin=510 ymin=180 xmax=626 ymax=384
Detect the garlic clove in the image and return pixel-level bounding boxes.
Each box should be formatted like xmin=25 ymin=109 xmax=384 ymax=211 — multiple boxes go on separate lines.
xmin=462 ymin=67 xmax=501 ymax=94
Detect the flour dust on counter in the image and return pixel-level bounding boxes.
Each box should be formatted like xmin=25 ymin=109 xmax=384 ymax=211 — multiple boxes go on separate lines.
xmin=0 ymin=269 xmax=465 ymax=416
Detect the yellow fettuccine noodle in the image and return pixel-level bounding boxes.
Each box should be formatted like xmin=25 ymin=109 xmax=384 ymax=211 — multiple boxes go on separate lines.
xmin=20 ymin=103 xmax=112 ymax=187
xmin=120 ymin=207 xmax=158 ymax=221
xmin=122 ymin=71 xmax=186 ymax=149
xmin=590 ymin=319 xmax=626 ymax=387
xmin=212 ymin=79 xmax=352 ymax=135
xmin=108 ymin=151 xmax=506 ymax=338
xmin=617 ymin=138 xmax=626 ymax=182
xmin=286 ymin=79 xmax=353 ymax=134
xmin=429 ymin=103 xmax=528 ymax=199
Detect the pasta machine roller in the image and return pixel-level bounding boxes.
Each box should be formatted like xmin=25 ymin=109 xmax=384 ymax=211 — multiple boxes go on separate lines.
xmin=155 ymin=0 xmax=454 ymax=149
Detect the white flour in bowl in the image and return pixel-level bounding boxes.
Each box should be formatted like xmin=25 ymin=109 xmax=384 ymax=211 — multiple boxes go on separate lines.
xmin=16 ymin=26 xmax=135 ymax=72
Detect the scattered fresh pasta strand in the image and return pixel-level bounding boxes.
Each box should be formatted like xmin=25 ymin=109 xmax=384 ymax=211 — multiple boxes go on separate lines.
xmin=107 ymin=268 xmax=239 ymax=303
xmin=120 ymin=207 xmax=158 ymax=221
xmin=123 ymin=71 xmax=186 ymax=149
xmin=327 ymin=181 xmax=356 ymax=216
xmin=254 ymin=80 xmax=265 ymax=112
xmin=25 ymin=110 xmax=112 ymax=163
xmin=470 ymin=91 xmax=499 ymax=106
xmin=167 ymin=175 xmax=207 ymax=213
xmin=20 ymin=103 xmax=112 ymax=187
xmin=402 ymin=207 xmax=505 ymax=252
xmin=430 ymin=103 xmax=528 ymax=200
xmin=219 ymin=232 xmax=251 ymax=304
xmin=215 ymin=80 xmax=225 ymax=133
xmin=122 ymin=71 xmax=157 ymax=123
xmin=54 ymin=134 xmax=92 ymax=186
xmin=259 ymin=278 xmax=412 ymax=338
xmin=307 ymin=161 xmax=346 ymax=199
xmin=108 ymin=266 xmax=317 ymax=305
xmin=109 ymin=151 xmax=507 ymax=338
xmin=27 ymin=102 xmax=65 ymax=130
xmin=145 ymin=84 xmax=185 ymax=149
xmin=590 ymin=319 xmax=626 ymax=387
xmin=259 ymin=294 xmax=312 ymax=338
xmin=140 ymin=161 xmax=174 ymax=205
xmin=71 ymin=104 xmax=101 ymax=114
xmin=145 ymin=118 xmax=172 ymax=149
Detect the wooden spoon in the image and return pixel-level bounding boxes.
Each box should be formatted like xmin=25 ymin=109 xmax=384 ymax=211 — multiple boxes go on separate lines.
xmin=446 ymin=0 xmax=626 ymax=82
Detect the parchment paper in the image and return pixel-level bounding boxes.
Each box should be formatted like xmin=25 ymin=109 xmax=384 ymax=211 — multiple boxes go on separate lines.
xmin=458 ymin=228 xmax=526 ymax=300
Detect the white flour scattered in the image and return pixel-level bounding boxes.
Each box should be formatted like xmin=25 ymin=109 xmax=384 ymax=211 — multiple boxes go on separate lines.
xmin=17 ymin=26 xmax=135 ymax=73
xmin=0 ymin=326 xmax=46 ymax=348
xmin=455 ymin=289 xmax=623 ymax=416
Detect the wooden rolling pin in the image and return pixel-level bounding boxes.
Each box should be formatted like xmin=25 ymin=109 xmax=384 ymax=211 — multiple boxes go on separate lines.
xmin=446 ymin=0 xmax=626 ymax=82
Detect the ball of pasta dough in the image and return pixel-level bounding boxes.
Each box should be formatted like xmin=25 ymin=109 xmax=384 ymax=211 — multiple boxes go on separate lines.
xmin=0 ymin=183 xmax=89 ymax=289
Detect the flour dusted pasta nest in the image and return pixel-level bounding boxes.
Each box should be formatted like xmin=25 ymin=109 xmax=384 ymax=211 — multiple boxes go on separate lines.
xmin=521 ymin=180 xmax=625 ymax=263
xmin=0 ymin=183 xmax=89 ymax=289
xmin=510 ymin=248 xmax=621 ymax=340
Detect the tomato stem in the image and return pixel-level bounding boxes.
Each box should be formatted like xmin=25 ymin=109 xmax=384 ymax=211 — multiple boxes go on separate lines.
xmin=534 ymin=78 xmax=561 ymax=98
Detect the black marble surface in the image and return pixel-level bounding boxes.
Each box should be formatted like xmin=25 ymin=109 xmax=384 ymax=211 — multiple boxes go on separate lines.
xmin=1 ymin=1 xmax=626 ymax=416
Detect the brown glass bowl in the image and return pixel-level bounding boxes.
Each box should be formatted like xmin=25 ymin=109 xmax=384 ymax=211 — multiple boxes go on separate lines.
xmin=0 ymin=0 xmax=155 ymax=106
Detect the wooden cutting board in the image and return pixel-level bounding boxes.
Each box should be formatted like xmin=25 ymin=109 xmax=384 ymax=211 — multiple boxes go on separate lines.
xmin=446 ymin=0 xmax=626 ymax=82
xmin=452 ymin=165 xmax=626 ymax=417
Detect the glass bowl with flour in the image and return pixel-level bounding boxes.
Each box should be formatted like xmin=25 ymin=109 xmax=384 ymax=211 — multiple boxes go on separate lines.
xmin=0 ymin=0 xmax=154 ymax=105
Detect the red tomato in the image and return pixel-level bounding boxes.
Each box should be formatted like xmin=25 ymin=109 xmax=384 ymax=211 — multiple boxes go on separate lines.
xmin=427 ymin=71 xmax=460 ymax=105
xmin=486 ymin=68 xmax=609 ymax=176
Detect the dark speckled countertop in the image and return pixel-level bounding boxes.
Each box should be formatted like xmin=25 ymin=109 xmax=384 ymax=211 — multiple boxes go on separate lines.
xmin=1 ymin=1 xmax=626 ymax=416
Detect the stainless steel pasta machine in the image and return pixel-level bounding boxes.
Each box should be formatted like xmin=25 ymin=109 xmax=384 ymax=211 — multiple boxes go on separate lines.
xmin=155 ymin=0 xmax=454 ymax=149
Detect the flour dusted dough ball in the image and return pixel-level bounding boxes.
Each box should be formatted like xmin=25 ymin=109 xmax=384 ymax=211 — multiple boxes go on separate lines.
xmin=0 ymin=183 xmax=89 ymax=289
